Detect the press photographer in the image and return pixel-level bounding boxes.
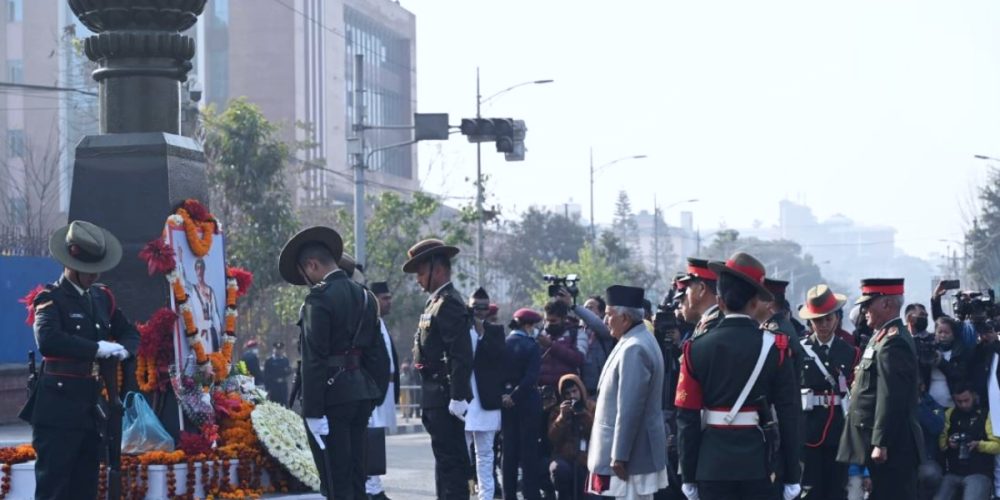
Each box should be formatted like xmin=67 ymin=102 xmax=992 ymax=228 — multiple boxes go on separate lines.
xmin=935 ymin=382 xmax=1000 ymax=500
xmin=931 ymin=280 xmax=993 ymax=349
xmin=548 ymin=374 xmax=596 ymax=500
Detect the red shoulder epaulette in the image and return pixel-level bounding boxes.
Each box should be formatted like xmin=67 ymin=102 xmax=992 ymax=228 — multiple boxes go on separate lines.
xmin=774 ymin=333 xmax=790 ymax=366
xmin=19 ymin=284 xmax=53 ymax=325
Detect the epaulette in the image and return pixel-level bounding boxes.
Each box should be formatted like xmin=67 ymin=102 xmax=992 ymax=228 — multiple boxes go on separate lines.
xmin=19 ymin=283 xmax=55 ymax=325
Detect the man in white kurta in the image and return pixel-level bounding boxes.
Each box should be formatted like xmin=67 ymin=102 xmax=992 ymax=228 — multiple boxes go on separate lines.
xmin=587 ymin=285 xmax=668 ymax=499
xmin=366 ymin=282 xmax=398 ymax=500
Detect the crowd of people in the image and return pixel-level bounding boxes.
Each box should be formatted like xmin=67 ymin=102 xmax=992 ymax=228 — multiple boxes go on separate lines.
xmin=275 ymin=223 xmax=1000 ymax=500
xmin=20 ymin=218 xmax=1000 ymax=500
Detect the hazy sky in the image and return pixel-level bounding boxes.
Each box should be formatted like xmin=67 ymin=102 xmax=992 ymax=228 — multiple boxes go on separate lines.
xmin=406 ymin=0 xmax=1000 ymax=259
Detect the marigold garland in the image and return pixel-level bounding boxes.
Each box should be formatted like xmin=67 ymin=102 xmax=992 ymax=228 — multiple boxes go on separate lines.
xmin=176 ymin=206 xmax=216 ymax=258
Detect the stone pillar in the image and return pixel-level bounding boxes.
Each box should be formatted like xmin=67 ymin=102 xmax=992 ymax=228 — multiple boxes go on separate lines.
xmin=66 ymin=0 xmax=209 ymax=437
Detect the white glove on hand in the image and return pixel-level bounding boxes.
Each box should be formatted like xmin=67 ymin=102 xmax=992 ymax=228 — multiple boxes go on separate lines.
xmin=681 ymin=483 xmax=699 ymax=500
xmin=448 ymin=399 xmax=468 ymax=421
xmin=783 ymin=483 xmax=801 ymax=500
xmin=306 ymin=417 xmax=329 ymax=450
xmin=96 ymin=341 xmax=126 ymax=359
xmin=112 ymin=348 xmax=130 ymax=360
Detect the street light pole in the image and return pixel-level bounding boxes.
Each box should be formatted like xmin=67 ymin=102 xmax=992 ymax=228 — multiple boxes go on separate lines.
xmin=473 ymin=72 xmax=553 ymax=286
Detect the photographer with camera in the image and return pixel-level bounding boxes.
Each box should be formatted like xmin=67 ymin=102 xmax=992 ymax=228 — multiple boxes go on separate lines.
xmin=932 ymin=281 xmax=987 ymax=349
xmin=548 ymin=286 xmax=615 ymax=397
xmin=653 ymin=294 xmax=684 ymax=500
xmin=935 ymin=382 xmax=1000 ymax=500
xmin=548 ymin=374 xmax=597 ymax=500
xmin=538 ymin=296 xmax=587 ymax=389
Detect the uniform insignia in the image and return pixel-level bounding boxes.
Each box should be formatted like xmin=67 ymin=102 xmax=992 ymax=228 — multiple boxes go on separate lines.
xmin=70 ymin=313 xmax=85 ymax=319
xmin=674 ymin=342 xmax=703 ymax=410
xmin=886 ymin=326 xmax=899 ymax=338
xmin=35 ymin=301 xmax=53 ymax=310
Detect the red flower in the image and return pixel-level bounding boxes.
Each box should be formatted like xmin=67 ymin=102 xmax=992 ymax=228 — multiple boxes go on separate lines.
xmin=18 ymin=284 xmax=46 ymax=326
xmin=136 ymin=308 xmax=178 ymax=380
xmin=182 ymin=199 xmax=211 ymax=222
xmin=227 ymin=267 xmax=254 ymax=298
xmin=138 ymin=238 xmax=176 ymax=276
xmin=178 ymin=431 xmax=213 ymax=457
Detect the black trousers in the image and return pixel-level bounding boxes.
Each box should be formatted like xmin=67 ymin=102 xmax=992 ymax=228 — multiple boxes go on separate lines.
xmin=868 ymin=455 xmax=917 ymax=500
xmin=305 ymin=400 xmax=372 ymax=500
xmin=802 ymin=445 xmax=847 ymax=500
xmin=699 ymin=478 xmax=775 ymax=500
xmin=32 ymin=424 xmax=101 ymax=500
xmin=423 ymin=407 xmax=471 ymax=500
xmin=502 ymin=406 xmax=542 ymax=500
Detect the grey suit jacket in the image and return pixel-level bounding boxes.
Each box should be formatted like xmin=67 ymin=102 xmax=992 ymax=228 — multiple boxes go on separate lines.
xmin=587 ymin=323 xmax=668 ymax=476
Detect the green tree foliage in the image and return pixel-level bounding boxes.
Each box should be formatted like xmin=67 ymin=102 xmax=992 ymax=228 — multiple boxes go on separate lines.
xmin=336 ymin=191 xmax=472 ymax=349
xmin=201 ymin=98 xmax=300 ymax=345
xmin=497 ymin=208 xmax=588 ymax=305
xmin=532 ymin=245 xmax=627 ymax=307
xmin=612 ymin=191 xmax=640 ymax=254
xmin=967 ymin=167 xmax=1000 ymax=289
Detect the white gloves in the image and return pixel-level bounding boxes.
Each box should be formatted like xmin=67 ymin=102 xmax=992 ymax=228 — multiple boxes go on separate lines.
xmin=306 ymin=417 xmax=329 ymax=450
xmin=448 ymin=399 xmax=468 ymax=421
xmin=96 ymin=341 xmax=127 ymax=360
xmin=681 ymin=483 xmax=699 ymax=500
xmin=783 ymin=483 xmax=801 ymax=500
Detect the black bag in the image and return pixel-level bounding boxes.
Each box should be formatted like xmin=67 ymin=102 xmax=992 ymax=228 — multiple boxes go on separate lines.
xmin=366 ymin=427 xmax=387 ymax=475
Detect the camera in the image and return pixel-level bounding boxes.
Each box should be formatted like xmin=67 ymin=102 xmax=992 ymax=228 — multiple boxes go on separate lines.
xmin=544 ymin=274 xmax=580 ymax=299
xmin=953 ymin=289 xmax=998 ymax=321
xmin=571 ymin=398 xmax=585 ymax=413
xmin=653 ymin=292 xmax=681 ymax=345
xmin=951 ymin=432 xmax=972 ymax=460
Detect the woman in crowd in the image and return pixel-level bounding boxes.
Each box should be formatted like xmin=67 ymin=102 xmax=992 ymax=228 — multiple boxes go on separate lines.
xmin=502 ymin=308 xmax=544 ymax=500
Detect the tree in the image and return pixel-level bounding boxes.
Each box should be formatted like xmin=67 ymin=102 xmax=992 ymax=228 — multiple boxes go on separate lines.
xmin=612 ymin=191 xmax=639 ymax=253
xmin=967 ymin=166 xmax=1000 ymax=289
xmin=335 ymin=191 xmax=472 ymax=350
xmin=0 ymin=134 xmax=66 ymax=256
xmin=496 ymin=208 xmax=588 ymax=305
xmin=532 ymin=245 xmax=627 ymax=306
xmin=201 ymin=98 xmax=300 ymax=341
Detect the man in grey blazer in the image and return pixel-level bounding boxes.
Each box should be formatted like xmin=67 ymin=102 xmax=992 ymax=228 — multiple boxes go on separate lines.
xmin=587 ymin=285 xmax=669 ymax=499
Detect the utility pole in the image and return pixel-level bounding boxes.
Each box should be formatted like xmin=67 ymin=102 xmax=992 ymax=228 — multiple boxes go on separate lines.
xmin=353 ymin=54 xmax=367 ymax=266
xmin=695 ymin=229 xmax=701 ymax=255
xmin=589 ymin=147 xmax=595 ymax=245
xmin=475 ymin=67 xmax=485 ymax=286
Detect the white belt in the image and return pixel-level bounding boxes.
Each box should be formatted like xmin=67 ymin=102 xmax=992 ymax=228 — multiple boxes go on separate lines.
xmin=806 ymin=394 xmax=841 ymax=407
xmin=703 ymin=410 xmax=759 ymax=427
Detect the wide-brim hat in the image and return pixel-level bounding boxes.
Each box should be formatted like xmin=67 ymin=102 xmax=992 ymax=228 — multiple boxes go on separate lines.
xmin=799 ymin=284 xmax=848 ymax=320
xmin=402 ymin=239 xmax=459 ymax=273
xmin=278 ymin=226 xmax=344 ymax=286
xmin=339 ymin=252 xmax=357 ymax=277
xmin=49 ymin=220 xmax=123 ymax=274
xmin=855 ymin=278 xmax=905 ymax=305
xmin=708 ymin=252 xmax=774 ymax=302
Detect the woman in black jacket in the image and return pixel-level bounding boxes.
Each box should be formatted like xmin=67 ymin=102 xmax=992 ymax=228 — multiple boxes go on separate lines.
xmin=928 ymin=317 xmax=971 ymax=408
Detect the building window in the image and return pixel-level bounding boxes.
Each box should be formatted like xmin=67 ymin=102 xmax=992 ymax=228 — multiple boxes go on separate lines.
xmin=7 ymin=59 xmax=22 ymax=83
xmin=7 ymin=129 xmax=24 ymax=158
xmin=7 ymin=0 xmax=21 ymax=22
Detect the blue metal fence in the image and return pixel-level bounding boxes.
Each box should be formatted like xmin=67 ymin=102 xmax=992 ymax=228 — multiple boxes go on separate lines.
xmin=0 ymin=256 xmax=60 ymax=364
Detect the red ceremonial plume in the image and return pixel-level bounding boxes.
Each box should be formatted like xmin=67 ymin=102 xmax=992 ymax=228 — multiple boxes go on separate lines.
xmin=182 ymin=199 xmax=210 ymax=222
xmin=227 ymin=267 xmax=254 ymax=298
xmin=138 ymin=238 xmax=176 ymax=276
xmin=18 ymin=284 xmax=46 ymax=326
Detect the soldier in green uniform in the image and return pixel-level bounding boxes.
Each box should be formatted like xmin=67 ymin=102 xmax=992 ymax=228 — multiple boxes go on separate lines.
xmin=836 ymin=278 xmax=922 ymax=500
xmin=19 ymin=220 xmax=139 ymax=500
xmin=402 ymin=239 xmax=474 ymax=500
xmin=278 ymin=226 xmax=390 ymax=500
xmin=798 ymin=285 xmax=860 ymax=500
xmin=677 ymin=258 xmax=723 ymax=338
xmin=675 ymin=252 xmax=801 ymax=500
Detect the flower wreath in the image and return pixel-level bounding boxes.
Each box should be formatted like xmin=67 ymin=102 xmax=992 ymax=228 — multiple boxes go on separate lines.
xmin=251 ymin=402 xmax=321 ymax=492
xmin=137 ymin=199 xmax=252 ymax=388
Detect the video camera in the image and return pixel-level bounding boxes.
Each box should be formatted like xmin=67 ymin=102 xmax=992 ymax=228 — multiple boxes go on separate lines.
xmin=652 ymin=289 xmax=681 ymax=345
xmin=953 ymin=289 xmax=998 ymax=321
xmin=544 ymin=274 xmax=580 ymax=299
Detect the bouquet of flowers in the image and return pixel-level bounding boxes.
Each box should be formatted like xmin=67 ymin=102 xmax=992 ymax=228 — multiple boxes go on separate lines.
xmin=169 ymin=365 xmax=216 ymax=429
xmin=251 ymin=402 xmax=320 ymax=492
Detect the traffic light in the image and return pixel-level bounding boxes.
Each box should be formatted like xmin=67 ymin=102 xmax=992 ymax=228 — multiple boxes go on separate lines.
xmin=504 ymin=120 xmax=527 ymax=161
xmin=494 ymin=119 xmax=514 ymax=153
xmin=458 ymin=117 xmax=526 ymax=160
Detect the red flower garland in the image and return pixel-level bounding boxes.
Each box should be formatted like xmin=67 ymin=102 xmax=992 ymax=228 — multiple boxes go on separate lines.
xmin=135 ymin=308 xmax=177 ymax=393
xmin=183 ymin=199 xmax=211 ymax=222
xmin=227 ymin=267 xmax=254 ymax=298
xmin=138 ymin=239 xmax=176 ymax=276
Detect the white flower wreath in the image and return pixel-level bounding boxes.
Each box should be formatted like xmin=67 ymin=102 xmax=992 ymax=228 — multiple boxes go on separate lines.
xmin=251 ymin=401 xmax=321 ymax=492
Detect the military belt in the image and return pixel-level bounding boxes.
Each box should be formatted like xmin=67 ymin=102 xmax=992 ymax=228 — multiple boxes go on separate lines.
xmin=703 ymin=408 xmax=759 ymax=428
xmin=43 ymin=357 xmax=99 ymax=378
xmin=327 ymin=350 xmax=362 ymax=370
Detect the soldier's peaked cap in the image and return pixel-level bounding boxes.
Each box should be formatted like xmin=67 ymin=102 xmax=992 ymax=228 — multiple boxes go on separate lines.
xmin=855 ymin=278 xmax=904 ymax=304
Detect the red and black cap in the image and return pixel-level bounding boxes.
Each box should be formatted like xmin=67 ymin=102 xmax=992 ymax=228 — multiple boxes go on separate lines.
xmin=855 ymin=278 xmax=905 ymax=304
xmin=708 ymin=252 xmax=774 ymax=301
xmin=677 ymin=258 xmax=718 ymax=284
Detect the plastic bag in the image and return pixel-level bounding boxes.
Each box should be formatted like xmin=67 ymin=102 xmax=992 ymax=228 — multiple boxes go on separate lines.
xmin=121 ymin=392 xmax=175 ymax=454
